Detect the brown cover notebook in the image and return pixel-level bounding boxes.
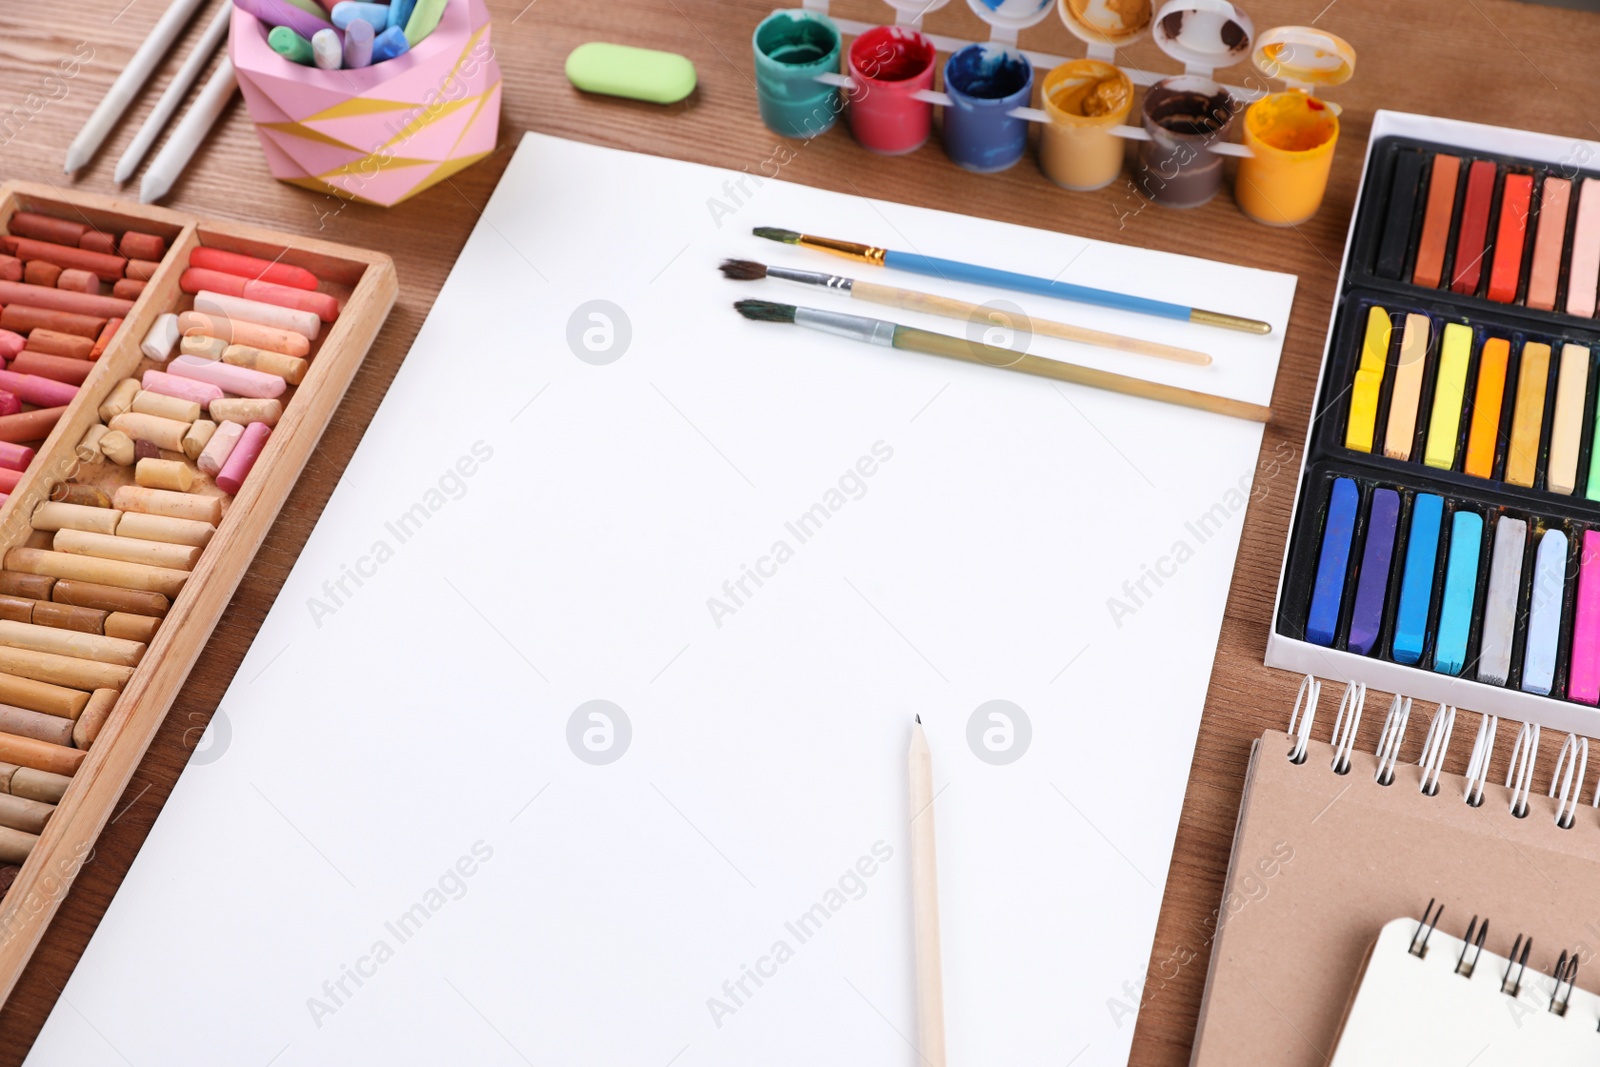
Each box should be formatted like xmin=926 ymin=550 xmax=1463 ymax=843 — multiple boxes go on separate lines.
xmin=1190 ymin=702 xmax=1600 ymax=1066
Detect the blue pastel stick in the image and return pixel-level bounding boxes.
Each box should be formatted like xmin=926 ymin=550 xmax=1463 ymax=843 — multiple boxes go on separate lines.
xmin=1432 ymin=511 xmax=1483 ymax=675
xmin=372 ymin=25 xmax=410 ymax=62
xmin=331 ymin=1 xmax=388 ymax=29
xmin=1307 ymin=479 xmax=1358 ymax=646
xmin=1347 ymin=488 xmax=1399 ymax=655
xmin=1392 ymin=493 xmax=1443 ymax=665
xmin=388 ymin=0 xmax=417 ymax=31
xmin=1523 ymin=529 xmax=1569 ymax=695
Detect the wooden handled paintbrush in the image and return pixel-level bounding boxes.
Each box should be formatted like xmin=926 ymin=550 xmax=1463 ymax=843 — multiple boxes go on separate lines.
xmin=720 ymin=260 xmax=1212 ymax=366
xmin=732 ymin=300 xmax=1270 ymax=423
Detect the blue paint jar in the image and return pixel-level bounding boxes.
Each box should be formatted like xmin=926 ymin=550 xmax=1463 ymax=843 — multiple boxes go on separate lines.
xmin=752 ymin=10 xmax=843 ymax=139
xmin=940 ymin=44 xmax=1033 ymax=173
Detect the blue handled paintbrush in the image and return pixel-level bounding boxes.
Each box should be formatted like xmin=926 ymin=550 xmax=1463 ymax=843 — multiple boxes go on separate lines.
xmin=752 ymin=227 xmax=1271 ymax=335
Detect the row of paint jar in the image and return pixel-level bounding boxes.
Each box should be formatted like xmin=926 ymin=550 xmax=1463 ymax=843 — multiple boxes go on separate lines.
xmin=750 ymin=7 xmax=1355 ymax=226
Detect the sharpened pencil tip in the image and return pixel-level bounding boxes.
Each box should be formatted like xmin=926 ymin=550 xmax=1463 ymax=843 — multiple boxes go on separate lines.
xmin=915 ymin=714 xmax=921 ymax=723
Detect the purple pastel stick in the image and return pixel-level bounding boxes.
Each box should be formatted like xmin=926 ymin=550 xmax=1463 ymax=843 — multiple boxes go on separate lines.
xmin=343 ymin=18 xmax=374 ymax=68
xmin=1347 ymin=488 xmax=1399 ymax=656
xmin=232 ymin=0 xmax=335 ymax=41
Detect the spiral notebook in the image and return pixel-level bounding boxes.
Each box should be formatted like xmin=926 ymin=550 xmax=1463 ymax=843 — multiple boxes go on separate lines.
xmin=1329 ymin=915 xmax=1600 ymax=1064
xmin=1191 ymin=679 xmax=1600 ymax=1066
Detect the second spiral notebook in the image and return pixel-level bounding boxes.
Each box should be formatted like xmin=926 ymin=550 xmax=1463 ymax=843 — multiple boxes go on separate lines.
xmin=1190 ymin=688 xmax=1600 ymax=1066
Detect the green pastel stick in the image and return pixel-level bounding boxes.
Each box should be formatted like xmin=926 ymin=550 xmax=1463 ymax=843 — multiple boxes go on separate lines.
xmin=404 ymin=0 xmax=447 ymax=46
xmin=268 ymin=25 xmax=316 ymax=65
xmin=281 ymin=0 xmax=330 ymax=17
xmin=1587 ymin=406 xmax=1600 ymax=499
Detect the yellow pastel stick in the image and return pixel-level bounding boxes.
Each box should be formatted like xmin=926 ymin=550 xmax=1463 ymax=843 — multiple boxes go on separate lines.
xmin=1547 ymin=342 xmax=1590 ymax=495
xmin=1384 ymin=313 xmax=1431 ymax=461
xmin=1345 ymin=305 xmax=1390 ymax=453
xmin=1506 ymin=341 xmax=1552 ymax=488
xmin=1424 ymin=323 xmax=1472 ymax=469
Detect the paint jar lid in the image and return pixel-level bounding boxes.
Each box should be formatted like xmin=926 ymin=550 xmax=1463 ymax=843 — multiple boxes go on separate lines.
xmin=1151 ymin=0 xmax=1253 ymax=74
xmin=883 ymin=0 xmax=954 ymax=20
xmin=968 ymin=0 xmax=1056 ymax=33
xmin=1252 ymin=26 xmax=1355 ymax=90
xmin=1055 ymin=0 xmax=1155 ymax=49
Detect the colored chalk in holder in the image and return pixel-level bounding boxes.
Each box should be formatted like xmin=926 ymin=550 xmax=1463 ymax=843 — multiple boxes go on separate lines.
xmin=1432 ymin=509 xmax=1482 ymax=676
xmin=1346 ymin=488 xmax=1398 ymax=657
xmin=1392 ymin=493 xmax=1442 ymax=666
xmin=1524 ymin=530 xmax=1567 ymax=696
xmin=1306 ymin=478 xmax=1357 ymax=646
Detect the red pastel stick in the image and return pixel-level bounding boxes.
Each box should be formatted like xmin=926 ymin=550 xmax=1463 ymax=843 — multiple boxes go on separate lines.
xmin=0 ymin=369 xmax=77 ymax=408
xmin=0 ymin=280 xmax=134 ymax=319
xmin=0 ymin=442 xmax=34 ymax=472
xmin=0 ymin=469 xmax=21 ymax=494
xmin=7 ymin=212 xmax=86 ymax=246
xmin=1486 ymin=173 xmax=1534 ymax=303
xmin=189 ymin=247 xmax=320 ymax=290
xmin=3 ymin=237 xmax=127 ymax=281
xmin=0 ymin=393 xmax=22 ymax=418
xmin=180 ymin=267 xmax=338 ymax=322
xmin=89 ymin=318 xmax=122 ymax=360
xmin=0 ymin=331 xmax=22 ymax=360
xmin=10 ymin=351 xmax=92 ymax=386
xmin=1451 ymin=160 xmax=1499 ymax=296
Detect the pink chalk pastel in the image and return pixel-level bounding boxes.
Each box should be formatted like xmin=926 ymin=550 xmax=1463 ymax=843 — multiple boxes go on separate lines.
xmin=0 ymin=330 xmax=23 ymax=360
xmin=0 ymin=392 xmax=18 ymax=418
xmin=0 ymin=369 xmax=76 ymax=408
xmin=215 ymin=421 xmax=270 ymax=494
xmin=198 ymin=421 xmax=244 ymax=476
xmin=142 ymin=369 xmax=225 ymax=406
xmin=1571 ymin=530 xmax=1600 ymax=704
xmin=0 ymin=442 xmax=34 ymax=472
xmin=170 ymin=354 xmax=286 ymax=399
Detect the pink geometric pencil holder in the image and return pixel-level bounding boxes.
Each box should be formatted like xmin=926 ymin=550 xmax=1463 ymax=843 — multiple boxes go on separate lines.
xmin=229 ymin=0 xmax=502 ymax=207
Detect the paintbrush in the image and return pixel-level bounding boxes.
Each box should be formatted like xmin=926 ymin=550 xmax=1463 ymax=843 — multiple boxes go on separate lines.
xmin=719 ymin=259 xmax=1211 ymax=366
xmin=752 ymin=227 xmax=1272 ymax=335
xmin=733 ymin=300 xmax=1270 ymax=423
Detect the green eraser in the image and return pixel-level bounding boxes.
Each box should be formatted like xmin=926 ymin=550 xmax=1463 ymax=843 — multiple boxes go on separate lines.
xmin=565 ymin=42 xmax=697 ymax=105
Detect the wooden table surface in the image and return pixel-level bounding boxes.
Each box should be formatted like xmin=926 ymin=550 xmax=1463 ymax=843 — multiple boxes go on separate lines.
xmin=1 ymin=0 xmax=1596 ymax=1061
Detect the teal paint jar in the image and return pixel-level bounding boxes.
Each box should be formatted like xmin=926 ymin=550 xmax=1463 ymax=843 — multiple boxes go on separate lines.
xmin=752 ymin=10 xmax=843 ymax=139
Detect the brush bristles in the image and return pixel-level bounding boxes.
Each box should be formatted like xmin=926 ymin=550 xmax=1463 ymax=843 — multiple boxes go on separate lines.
xmin=719 ymin=259 xmax=769 ymax=281
xmin=733 ymin=299 xmax=797 ymax=324
xmin=752 ymin=227 xmax=802 ymax=244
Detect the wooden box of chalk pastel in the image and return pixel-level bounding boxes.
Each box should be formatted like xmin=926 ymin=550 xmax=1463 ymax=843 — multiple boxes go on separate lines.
xmin=0 ymin=183 xmax=395 ymax=1001
xmin=1268 ymin=110 xmax=1600 ymax=733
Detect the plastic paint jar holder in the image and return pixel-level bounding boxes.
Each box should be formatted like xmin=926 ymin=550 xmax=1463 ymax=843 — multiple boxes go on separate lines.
xmin=1234 ymin=27 xmax=1356 ymax=226
xmin=1133 ymin=0 xmax=1255 ymax=209
xmin=753 ymin=9 xmax=844 ymax=139
xmin=1056 ymin=0 xmax=1156 ymax=58
xmin=1039 ymin=59 xmax=1134 ymax=191
xmin=941 ymin=43 xmax=1035 ymax=173
xmin=846 ymin=25 xmax=938 ymax=154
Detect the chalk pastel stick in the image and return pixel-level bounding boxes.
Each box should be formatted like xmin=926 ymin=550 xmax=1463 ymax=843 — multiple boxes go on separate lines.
xmin=1568 ymin=178 xmax=1600 ymax=318
xmin=1463 ymin=337 xmax=1509 ymax=480
xmin=1424 ymin=323 xmax=1472 ymax=470
xmin=1307 ymin=478 xmax=1358 ymax=646
xmin=1384 ymin=314 xmax=1431 ymax=461
xmin=1486 ymin=173 xmax=1533 ymax=303
xmin=1548 ymin=342 xmax=1590 ymax=495
xmin=1345 ymin=306 xmax=1390 ymax=453
xmin=1377 ymin=150 xmax=1425 ymax=280
xmin=1476 ymin=516 xmax=1526 ymax=687
xmin=1506 ymin=341 xmax=1551 ymax=488
xmin=1451 ymin=160 xmax=1498 ymax=295
xmin=1347 ymin=488 xmax=1399 ymax=656
xmin=1413 ymin=153 xmax=1460 ymax=289
xmin=1393 ymin=493 xmax=1443 ymax=666
xmin=1570 ymin=530 xmax=1600 ymax=704
xmin=1524 ymin=529 xmax=1568 ymax=695
xmin=1527 ymin=176 xmax=1571 ymax=312
xmin=1432 ymin=510 xmax=1483 ymax=676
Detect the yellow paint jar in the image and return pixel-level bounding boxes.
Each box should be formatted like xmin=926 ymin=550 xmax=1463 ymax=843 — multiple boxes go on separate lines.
xmin=1039 ymin=60 xmax=1134 ymax=191
xmin=1235 ymin=27 xmax=1356 ymax=226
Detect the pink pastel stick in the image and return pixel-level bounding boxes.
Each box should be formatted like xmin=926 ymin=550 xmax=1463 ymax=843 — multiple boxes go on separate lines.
xmin=0 ymin=330 xmax=23 ymax=360
xmin=0 ymin=392 xmax=18 ymax=418
xmin=197 ymin=420 xmax=244 ymax=476
xmin=215 ymin=421 xmax=270 ymax=494
xmin=1571 ymin=530 xmax=1600 ymax=703
xmin=170 ymin=355 xmax=285 ymax=399
xmin=0 ymin=442 xmax=34 ymax=472
xmin=142 ymin=369 xmax=224 ymax=406
xmin=0 ymin=369 xmax=75 ymax=408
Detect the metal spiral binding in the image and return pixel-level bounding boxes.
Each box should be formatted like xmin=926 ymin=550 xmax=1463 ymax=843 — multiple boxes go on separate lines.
xmin=1550 ymin=950 xmax=1579 ymax=1016
xmin=1455 ymin=915 xmax=1488 ymax=977
xmin=1409 ymin=898 xmax=1443 ymax=958
xmin=1502 ymin=934 xmax=1532 ymax=998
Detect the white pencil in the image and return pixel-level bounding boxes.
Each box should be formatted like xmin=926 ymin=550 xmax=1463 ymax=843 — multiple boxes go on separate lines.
xmin=139 ymin=56 xmax=238 ymax=204
xmin=64 ymin=0 xmax=210 ymax=174
xmin=114 ymin=1 xmax=233 ymax=185
xmin=909 ymin=715 xmax=947 ymax=1067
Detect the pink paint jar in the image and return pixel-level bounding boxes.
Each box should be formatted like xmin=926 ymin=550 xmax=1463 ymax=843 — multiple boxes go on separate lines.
xmin=846 ymin=26 xmax=937 ymax=156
